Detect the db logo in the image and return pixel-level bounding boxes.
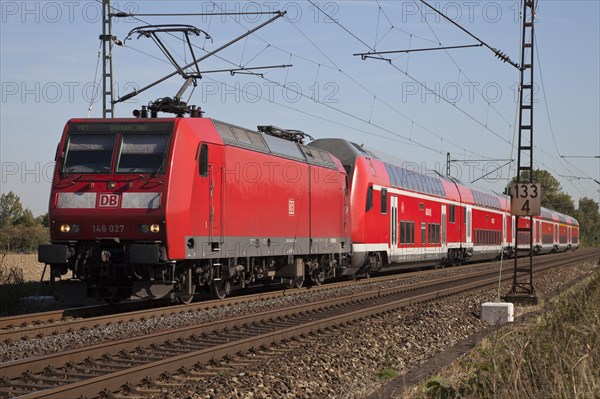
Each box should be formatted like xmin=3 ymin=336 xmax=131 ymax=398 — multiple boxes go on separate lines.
xmin=98 ymin=193 xmax=120 ymax=208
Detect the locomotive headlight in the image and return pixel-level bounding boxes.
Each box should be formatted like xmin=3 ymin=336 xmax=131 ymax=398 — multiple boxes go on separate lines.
xmin=71 ymin=224 xmax=80 ymax=233
xmin=150 ymin=224 xmax=160 ymax=233
xmin=140 ymin=224 xmax=150 ymax=233
xmin=60 ymin=224 xmax=71 ymax=233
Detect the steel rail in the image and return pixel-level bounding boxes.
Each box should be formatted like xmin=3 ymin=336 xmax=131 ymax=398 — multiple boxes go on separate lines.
xmin=2 ymin=251 xmax=596 ymax=398
xmin=1 ymin=250 xmax=593 ymax=341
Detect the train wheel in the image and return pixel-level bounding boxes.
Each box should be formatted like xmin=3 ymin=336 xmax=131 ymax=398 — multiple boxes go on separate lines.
xmin=288 ymin=276 xmax=304 ymax=289
xmin=310 ymin=269 xmax=325 ymax=286
xmin=105 ymin=297 xmax=122 ymax=305
xmin=175 ymin=284 xmax=196 ymax=304
xmin=176 ymin=290 xmax=195 ymax=304
xmin=174 ymin=268 xmax=196 ymax=304
xmin=211 ymin=279 xmax=231 ymax=300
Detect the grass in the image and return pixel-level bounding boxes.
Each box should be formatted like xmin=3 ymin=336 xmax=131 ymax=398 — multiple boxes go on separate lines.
xmin=0 ymin=264 xmax=58 ymax=315
xmin=374 ymin=344 xmax=400 ymax=381
xmin=412 ymin=267 xmax=600 ymax=399
xmin=374 ymin=368 xmax=398 ymax=381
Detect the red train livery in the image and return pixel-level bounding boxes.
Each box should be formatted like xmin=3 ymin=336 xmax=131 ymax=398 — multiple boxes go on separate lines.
xmin=39 ymin=116 xmax=579 ymax=303
xmin=40 ymin=118 xmax=349 ymax=302
xmin=310 ymin=139 xmax=579 ymax=277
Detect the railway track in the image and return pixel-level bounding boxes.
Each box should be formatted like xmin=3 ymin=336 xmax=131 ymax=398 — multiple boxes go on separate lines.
xmin=1 ymin=250 xmax=597 ymax=399
xmin=0 ymin=250 xmax=594 ymax=344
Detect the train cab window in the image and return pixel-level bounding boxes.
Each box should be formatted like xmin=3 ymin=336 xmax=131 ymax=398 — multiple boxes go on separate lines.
xmin=449 ymin=205 xmax=456 ymax=223
xmin=117 ymin=134 xmax=169 ymax=173
xmin=366 ymin=186 xmax=373 ymax=211
xmin=381 ymin=188 xmax=388 ymax=214
xmin=62 ymin=134 xmax=115 ymax=173
xmin=199 ymin=144 xmax=209 ymax=177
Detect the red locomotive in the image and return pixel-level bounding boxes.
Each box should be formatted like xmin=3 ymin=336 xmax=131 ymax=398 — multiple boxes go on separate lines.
xmin=39 ymin=117 xmax=350 ymax=303
xmin=39 ymin=116 xmax=579 ymax=303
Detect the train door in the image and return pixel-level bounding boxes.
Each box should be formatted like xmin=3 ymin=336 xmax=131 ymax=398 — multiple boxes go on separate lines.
xmin=466 ymin=206 xmax=472 ymax=244
xmin=390 ymin=196 xmax=398 ymax=255
xmin=203 ymin=143 xmax=224 ymax=248
xmin=553 ymin=224 xmax=558 ymax=244
xmin=441 ymin=205 xmax=447 ymax=252
xmin=502 ymin=214 xmax=507 ymax=244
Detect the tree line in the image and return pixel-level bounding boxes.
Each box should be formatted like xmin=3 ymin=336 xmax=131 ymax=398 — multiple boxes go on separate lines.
xmin=0 ymin=192 xmax=49 ymax=253
xmin=508 ymin=170 xmax=599 ymax=247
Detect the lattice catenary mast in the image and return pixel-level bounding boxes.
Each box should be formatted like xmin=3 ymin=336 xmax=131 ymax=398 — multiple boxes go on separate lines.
xmin=101 ymin=0 xmax=115 ymax=118
xmin=509 ymin=0 xmax=537 ymax=304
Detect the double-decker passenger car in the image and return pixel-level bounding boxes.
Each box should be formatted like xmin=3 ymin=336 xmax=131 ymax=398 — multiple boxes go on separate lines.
xmin=517 ymin=209 xmax=579 ymax=254
xmin=310 ymin=138 xmax=579 ymax=276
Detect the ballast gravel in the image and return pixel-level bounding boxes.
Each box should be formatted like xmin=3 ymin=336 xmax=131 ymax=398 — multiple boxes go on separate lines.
xmin=1 ymin=256 xmax=597 ymax=399
xmin=151 ymin=258 xmax=597 ymax=399
xmin=2 ymin=258 xmax=517 ymax=362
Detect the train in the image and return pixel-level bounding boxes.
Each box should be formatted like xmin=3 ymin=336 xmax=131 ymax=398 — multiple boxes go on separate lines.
xmin=38 ymin=114 xmax=579 ymax=303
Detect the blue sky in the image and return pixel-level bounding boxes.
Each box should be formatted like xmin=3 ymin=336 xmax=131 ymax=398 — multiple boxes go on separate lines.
xmin=1 ymin=0 xmax=599 ymax=216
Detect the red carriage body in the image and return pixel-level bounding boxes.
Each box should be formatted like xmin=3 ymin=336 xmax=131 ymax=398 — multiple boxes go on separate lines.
xmin=310 ymin=138 xmax=579 ymax=276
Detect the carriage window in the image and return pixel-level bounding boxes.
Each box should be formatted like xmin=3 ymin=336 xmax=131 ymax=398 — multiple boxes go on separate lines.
xmin=199 ymin=144 xmax=209 ymax=177
xmin=429 ymin=223 xmax=440 ymax=244
xmin=63 ymin=134 xmax=115 ymax=173
xmin=381 ymin=188 xmax=388 ymax=214
xmin=400 ymin=221 xmax=406 ymax=244
xmin=449 ymin=205 xmax=456 ymax=223
xmin=117 ymin=134 xmax=169 ymax=173
xmin=366 ymin=186 xmax=373 ymax=211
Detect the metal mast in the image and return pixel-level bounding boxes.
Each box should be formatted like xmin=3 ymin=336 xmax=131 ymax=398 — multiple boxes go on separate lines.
xmin=101 ymin=0 xmax=115 ymax=118
xmin=511 ymin=0 xmax=536 ymax=304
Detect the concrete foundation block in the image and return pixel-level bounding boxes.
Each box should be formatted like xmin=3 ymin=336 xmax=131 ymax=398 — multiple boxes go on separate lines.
xmin=481 ymin=302 xmax=514 ymax=324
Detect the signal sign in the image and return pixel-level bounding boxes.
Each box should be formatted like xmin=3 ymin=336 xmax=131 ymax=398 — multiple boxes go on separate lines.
xmin=510 ymin=183 xmax=541 ymax=216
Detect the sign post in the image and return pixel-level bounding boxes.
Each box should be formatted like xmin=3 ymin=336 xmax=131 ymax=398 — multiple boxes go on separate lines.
xmin=507 ymin=181 xmax=541 ymax=305
xmin=510 ymin=183 xmax=541 ymax=217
